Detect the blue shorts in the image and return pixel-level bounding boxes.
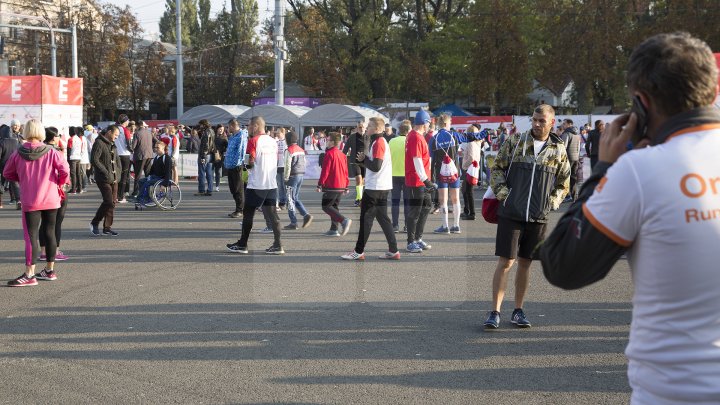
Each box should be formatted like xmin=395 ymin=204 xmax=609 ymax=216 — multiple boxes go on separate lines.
xmin=437 ymin=178 xmax=462 ymax=189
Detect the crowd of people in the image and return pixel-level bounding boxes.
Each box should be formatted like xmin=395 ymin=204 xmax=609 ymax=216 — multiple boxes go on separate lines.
xmin=1 ymin=31 xmax=719 ymax=404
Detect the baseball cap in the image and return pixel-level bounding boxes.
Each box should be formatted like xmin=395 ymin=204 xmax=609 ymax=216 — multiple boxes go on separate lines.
xmin=84 ymin=124 xmax=94 ymax=131
xmin=413 ymin=109 xmax=431 ymax=125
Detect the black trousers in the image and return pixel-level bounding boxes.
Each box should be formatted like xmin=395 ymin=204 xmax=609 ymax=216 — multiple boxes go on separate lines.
xmin=354 ymin=189 xmax=397 ymax=254
xmin=132 ymin=158 xmax=152 ymax=195
xmin=227 ymin=167 xmax=245 ymax=213
xmin=322 ymin=191 xmax=346 ymax=229
xmin=40 ymin=197 xmax=67 ymax=248
xmin=119 ymin=156 xmax=131 ymax=196
xmin=23 ymin=209 xmax=57 ymax=266
xmin=237 ymin=189 xmax=281 ymax=248
xmin=461 ymin=175 xmax=475 ymax=216
xmin=405 ymin=186 xmax=433 ymax=243
xmin=69 ymin=160 xmax=83 ymax=192
xmin=92 ymin=182 xmax=117 ymax=231
xmin=569 ymin=160 xmax=579 ymax=200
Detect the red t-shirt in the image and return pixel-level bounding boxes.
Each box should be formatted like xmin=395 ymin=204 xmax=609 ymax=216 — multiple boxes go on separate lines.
xmin=405 ymin=129 xmax=431 ymax=187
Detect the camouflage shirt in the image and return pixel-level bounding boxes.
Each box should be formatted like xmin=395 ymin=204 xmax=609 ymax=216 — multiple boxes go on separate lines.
xmin=490 ymin=131 xmax=570 ymax=223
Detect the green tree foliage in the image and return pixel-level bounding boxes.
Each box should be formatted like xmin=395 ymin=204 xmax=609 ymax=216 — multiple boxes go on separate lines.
xmin=159 ymin=0 xmax=200 ymax=47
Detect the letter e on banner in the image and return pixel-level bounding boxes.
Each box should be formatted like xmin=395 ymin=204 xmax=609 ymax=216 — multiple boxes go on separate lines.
xmin=59 ymin=80 xmax=68 ymax=102
xmin=11 ymin=79 xmax=21 ymax=101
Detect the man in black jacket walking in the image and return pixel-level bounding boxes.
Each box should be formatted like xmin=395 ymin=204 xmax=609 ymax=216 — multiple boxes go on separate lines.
xmin=90 ymin=126 xmax=121 ymax=237
xmin=584 ymin=120 xmax=604 ymax=169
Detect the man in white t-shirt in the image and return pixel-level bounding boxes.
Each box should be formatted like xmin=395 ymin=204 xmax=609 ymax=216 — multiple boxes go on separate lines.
xmin=341 ymin=116 xmax=399 ymax=261
xmin=226 ymin=116 xmax=284 ymax=255
xmin=541 ymin=32 xmax=720 ymax=404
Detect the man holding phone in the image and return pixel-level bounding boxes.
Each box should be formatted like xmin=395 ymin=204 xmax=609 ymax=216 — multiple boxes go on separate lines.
xmin=540 ymin=32 xmax=720 ymax=403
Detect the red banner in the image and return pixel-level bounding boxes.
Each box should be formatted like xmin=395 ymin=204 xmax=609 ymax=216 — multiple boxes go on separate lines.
xmin=41 ymin=75 xmax=83 ymax=105
xmin=0 ymin=76 xmax=42 ymax=104
xmin=0 ymin=75 xmax=82 ymax=105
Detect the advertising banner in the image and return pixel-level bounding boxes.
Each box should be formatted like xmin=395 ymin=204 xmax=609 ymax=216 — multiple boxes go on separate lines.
xmin=0 ymin=75 xmax=83 ymax=141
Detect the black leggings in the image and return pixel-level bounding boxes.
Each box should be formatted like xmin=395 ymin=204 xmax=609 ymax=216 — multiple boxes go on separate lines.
xmin=22 ymin=209 xmax=58 ymax=266
xmin=40 ymin=198 xmax=67 ymax=249
xmin=354 ymin=189 xmax=397 ymax=254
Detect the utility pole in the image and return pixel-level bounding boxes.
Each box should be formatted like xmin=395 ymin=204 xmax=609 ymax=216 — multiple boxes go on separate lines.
xmin=175 ymin=0 xmax=184 ymax=119
xmin=273 ymin=0 xmax=284 ymax=105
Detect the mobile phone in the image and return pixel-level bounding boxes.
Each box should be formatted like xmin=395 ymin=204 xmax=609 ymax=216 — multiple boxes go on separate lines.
xmin=630 ymin=96 xmax=649 ymax=146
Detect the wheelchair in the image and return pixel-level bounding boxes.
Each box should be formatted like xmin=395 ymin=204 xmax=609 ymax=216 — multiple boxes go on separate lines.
xmin=134 ymin=179 xmax=182 ymax=211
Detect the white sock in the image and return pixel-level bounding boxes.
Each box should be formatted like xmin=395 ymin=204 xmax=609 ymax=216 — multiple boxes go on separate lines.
xmin=453 ymin=202 xmax=461 ymax=227
xmin=441 ymin=204 xmax=449 ymax=227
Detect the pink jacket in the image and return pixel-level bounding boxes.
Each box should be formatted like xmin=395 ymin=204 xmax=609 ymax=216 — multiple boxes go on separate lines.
xmin=2 ymin=141 xmax=70 ymax=212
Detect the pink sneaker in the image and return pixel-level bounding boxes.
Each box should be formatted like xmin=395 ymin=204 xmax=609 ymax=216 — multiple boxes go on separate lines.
xmin=55 ymin=251 xmax=69 ymax=261
xmin=35 ymin=269 xmax=58 ymax=281
xmin=7 ymin=274 xmax=38 ymax=287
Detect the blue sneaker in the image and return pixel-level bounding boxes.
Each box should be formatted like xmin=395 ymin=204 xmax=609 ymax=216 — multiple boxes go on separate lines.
xmin=433 ymin=226 xmax=450 ymax=234
xmin=484 ymin=311 xmax=500 ymax=329
xmin=406 ymin=242 xmax=422 ymax=253
xmin=416 ymin=239 xmax=431 ymax=250
xmin=511 ymin=308 xmax=531 ymax=328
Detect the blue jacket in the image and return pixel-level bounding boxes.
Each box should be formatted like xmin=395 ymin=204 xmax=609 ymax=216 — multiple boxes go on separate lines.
xmin=224 ymin=129 xmax=248 ymax=169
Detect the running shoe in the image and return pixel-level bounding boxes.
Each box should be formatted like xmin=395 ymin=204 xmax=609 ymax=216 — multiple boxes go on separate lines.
xmin=283 ymin=223 xmax=298 ymax=230
xmin=484 ymin=311 xmax=500 ymax=329
xmin=215 ymin=186 xmax=220 ymax=192
xmin=226 ymin=243 xmax=249 ymax=254
xmin=393 ymin=225 xmax=399 ymax=233
xmin=228 ymin=211 xmax=242 ymax=218
xmin=35 ymin=269 xmax=57 ymax=281
xmin=117 ymin=199 xmax=127 ymax=203
xmin=7 ymin=274 xmax=38 ymax=287
xmin=302 ymin=214 xmax=313 ymax=228
xmin=511 ymin=308 xmax=531 ymax=328
xmin=102 ymin=229 xmax=119 ymax=237
xmin=379 ymin=251 xmax=401 ymax=260
xmin=341 ymin=251 xmax=365 ymax=260
xmin=260 ymin=227 xmax=273 ymax=234
xmin=265 ymin=245 xmax=285 ymax=255
xmin=340 ymin=219 xmax=353 ymax=236
xmin=433 ymin=226 xmax=450 ymax=234
xmin=406 ymin=242 xmax=423 ymax=253
xmin=323 ymin=230 xmax=340 ymax=237
xmin=55 ymin=251 xmax=69 ymax=261
xmin=90 ymin=222 xmax=101 ymax=237
xmin=353 ymin=200 xmax=361 ymax=207
xmin=416 ymin=239 xmax=432 ymax=250
xmin=450 ymin=226 xmax=461 ymax=234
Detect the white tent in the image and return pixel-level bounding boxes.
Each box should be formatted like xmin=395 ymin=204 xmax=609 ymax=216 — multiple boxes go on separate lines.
xmin=237 ymin=104 xmax=311 ymax=134
xmin=298 ymin=104 xmax=386 ymax=128
xmin=179 ymin=105 xmax=250 ymax=126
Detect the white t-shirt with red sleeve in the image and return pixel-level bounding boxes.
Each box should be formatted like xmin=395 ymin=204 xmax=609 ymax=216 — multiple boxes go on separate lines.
xmin=364 ymin=136 xmax=392 ymax=191
xmin=583 ymin=125 xmax=720 ymax=403
xmin=405 ymin=129 xmax=431 ymax=187
xmin=246 ymin=134 xmax=278 ymax=190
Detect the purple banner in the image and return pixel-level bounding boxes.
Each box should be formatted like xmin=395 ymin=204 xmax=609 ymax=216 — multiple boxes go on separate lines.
xmin=252 ymin=97 xmax=321 ymax=107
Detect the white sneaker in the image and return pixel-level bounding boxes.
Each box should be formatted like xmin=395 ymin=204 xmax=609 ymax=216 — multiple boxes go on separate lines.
xmin=340 ymin=251 xmax=365 ymax=260
xmin=215 ymin=186 xmax=220 ymax=192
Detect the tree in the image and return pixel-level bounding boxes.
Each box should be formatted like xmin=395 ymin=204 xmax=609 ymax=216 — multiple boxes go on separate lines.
xmin=159 ymin=0 xmax=200 ymax=47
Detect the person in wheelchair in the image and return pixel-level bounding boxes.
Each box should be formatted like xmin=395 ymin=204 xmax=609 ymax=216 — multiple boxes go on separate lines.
xmin=135 ymin=142 xmax=172 ymax=206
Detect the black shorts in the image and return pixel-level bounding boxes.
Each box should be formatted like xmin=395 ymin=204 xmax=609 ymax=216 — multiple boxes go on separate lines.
xmin=245 ymin=188 xmax=277 ymax=208
xmin=348 ymin=163 xmax=365 ymax=178
xmin=495 ymin=216 xmax=547 ymax=260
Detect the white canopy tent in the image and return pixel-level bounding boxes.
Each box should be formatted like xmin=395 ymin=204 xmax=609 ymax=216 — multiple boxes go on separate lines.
xmin=178 ymin=105 xmax=250 ymax=126
xmin=237 ymin=104 xmax=311 ymax=134
xmin=298 ymin=104 xmax=386 ymax=129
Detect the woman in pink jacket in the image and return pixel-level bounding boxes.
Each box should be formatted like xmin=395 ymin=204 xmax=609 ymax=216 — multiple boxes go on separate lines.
xmin=2 ymin=119 xmax=70 ymax=287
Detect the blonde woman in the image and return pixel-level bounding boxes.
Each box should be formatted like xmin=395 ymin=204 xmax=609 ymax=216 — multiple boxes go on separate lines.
xmin=2 ymin=119 xmax=70 ymax=286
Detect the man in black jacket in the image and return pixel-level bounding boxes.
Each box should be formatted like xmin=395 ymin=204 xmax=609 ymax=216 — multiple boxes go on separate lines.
xmin=560 ymin=119 xmax=581 ymax=201
xmin=0 ymin=124 xmax=22 ymax=208
xmin=90 ymin=126 xmax=121 ymax=237
xmin=584 ymin=120 xmax=604 ymax=169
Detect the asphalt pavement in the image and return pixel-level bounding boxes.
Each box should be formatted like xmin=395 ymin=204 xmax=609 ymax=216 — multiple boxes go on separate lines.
xmin=0 ymin=180 xmax=632 ymax=404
